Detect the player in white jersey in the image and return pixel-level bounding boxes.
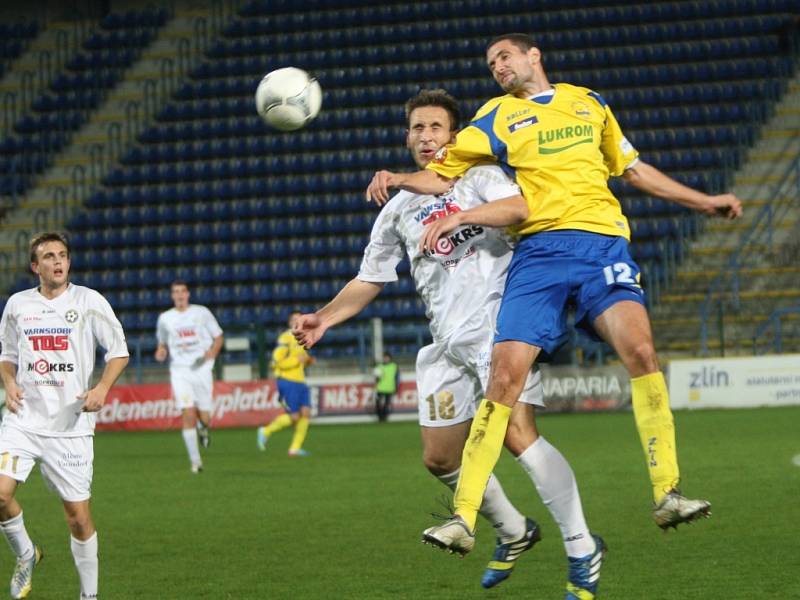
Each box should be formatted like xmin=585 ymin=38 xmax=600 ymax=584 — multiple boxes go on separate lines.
xmin=293 ymin=90 xmax=597 ymax=590
xmin=0 ymin=232 xmax=129 ymax=600
xmin=155 ymin=280 xmax=223 ymax=473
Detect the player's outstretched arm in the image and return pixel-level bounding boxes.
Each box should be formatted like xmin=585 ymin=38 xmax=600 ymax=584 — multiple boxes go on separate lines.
xmin=366 ymin=169 xmax=454 ymax=205
xmin=293 ymin=279 xmax=384 ymax=348
xmin=420 ymin=195 xmax=529 ymax=253
xmin=80 ymin=356 xmax=129 ymax=412
xmin=0 ymin=362 xmax=23 ymax=413
xmin=623 ymin=160 xmax=743 ymax=219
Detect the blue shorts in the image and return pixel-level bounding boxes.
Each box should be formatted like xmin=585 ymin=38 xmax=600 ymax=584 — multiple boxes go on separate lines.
xmin=495 ymin=231 xmax=646 ymax=354
xmin=277 ymin=379 xmax=310 ymax=414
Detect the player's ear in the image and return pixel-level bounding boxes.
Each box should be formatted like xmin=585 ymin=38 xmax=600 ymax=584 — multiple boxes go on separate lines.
xmin=449 ymin=128 xmax=459 ymax=144
xmin=528 ymin=46 xmax=541 ymax=66
xmin=30 ymin=261 xmax=39 ymax=275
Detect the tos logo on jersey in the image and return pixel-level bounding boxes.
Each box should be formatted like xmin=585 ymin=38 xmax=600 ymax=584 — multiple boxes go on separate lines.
xmin=28 ymin=335 xmax=69 ymax=351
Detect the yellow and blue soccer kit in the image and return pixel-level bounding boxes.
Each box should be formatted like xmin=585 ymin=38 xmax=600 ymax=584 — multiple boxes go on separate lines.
xmin=427 ymin=82 xmax=645 ymax=355
xmin=272 ymin=329 xmax=310 ymax=413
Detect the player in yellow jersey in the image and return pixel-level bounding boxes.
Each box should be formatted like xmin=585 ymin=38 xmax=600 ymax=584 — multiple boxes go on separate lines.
xmin=367 ymin=33 xmax=742 ymax=599
xmin=257 ymin=312 xmax=313 ymax=456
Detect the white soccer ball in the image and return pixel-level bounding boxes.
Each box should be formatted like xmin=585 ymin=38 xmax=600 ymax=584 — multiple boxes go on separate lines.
xmin=255 ymin=67 xmax=322 ymax=131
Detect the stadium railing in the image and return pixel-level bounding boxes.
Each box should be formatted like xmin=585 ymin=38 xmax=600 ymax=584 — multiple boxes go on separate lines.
xmin=752 ymin=305 xmax=800 ymax=355
xmin=699 ymin=154 xmax=800 ymax=355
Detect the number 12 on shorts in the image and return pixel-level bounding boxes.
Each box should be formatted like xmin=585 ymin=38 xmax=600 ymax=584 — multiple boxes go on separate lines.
xmin=603 ymin=262 xmax=635 ymax=285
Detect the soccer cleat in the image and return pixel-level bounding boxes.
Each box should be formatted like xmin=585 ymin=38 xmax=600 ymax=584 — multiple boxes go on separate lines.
xmin=257 ymin=428 xmax=269 ymax=451
xmin=422 ymin=515 xmax=475 ymax=556
xmin=653 ymin=489 xmax=711 ymax=530
xmin=288 ymin=448 xmax=310 ymax=457
xmin=190 ymin=462 xmax=203 ymax=474
xmin=196 ymin=421 xmax=210 ymax=449
xmin=565 ymin=534 xmax=605 ymax=600
xmin=10 ymin=544 xmax=42 ymax=599
xmin=481 ymin=517 xmax=541 ymax=588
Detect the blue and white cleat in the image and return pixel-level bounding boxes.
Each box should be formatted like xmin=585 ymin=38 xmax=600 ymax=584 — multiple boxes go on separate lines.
xmin=256 ymin=427 xmax=269 ymax=451
xmin=565 ymin=534 xmax=605 ymax=600
xmin=288 ymin=448 xmax=310 ymax=457
xmin=10 ymin=544 xmax=42 ymax=599
xmin=481 ymin=517 xmax=541 ymax=588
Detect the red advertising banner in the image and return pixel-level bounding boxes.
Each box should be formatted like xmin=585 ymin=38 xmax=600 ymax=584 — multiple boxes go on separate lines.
xmin=97 ymin=378 xmax=418 ymax=432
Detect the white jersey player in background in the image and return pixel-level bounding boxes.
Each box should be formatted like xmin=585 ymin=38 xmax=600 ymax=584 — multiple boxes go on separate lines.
xmin=0 ymin=232 xmax=129 ymax=600
xmin=294 ymin=90 xmax=598 ymax=590
xmin=155 ymin=280 xmax=223 ymax=473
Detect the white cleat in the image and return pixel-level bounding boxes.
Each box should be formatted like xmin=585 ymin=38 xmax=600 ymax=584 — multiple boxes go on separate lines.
xmin=10 ymin=544 xmax=42 ymax=599
xmin=190 ymin=462 xmax=204 ymax=474
xmin=653 ymin=490 xmax=711 ymax=530
xmin=422 ymin=515 xmax=475 ymax=556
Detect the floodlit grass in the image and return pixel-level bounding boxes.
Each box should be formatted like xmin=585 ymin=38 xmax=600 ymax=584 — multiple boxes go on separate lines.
xmin=7 ymin=406 xmax=799 ymax=599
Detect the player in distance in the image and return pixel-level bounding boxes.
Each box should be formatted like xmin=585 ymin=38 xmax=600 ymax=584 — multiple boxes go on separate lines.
xmin=155 ymin=280 xmax=224 ymax=473
xmin=295 ymin=89 xmax=602 ymax=593
xmin=366 ymin=35 xmax=743 ymax=580
xmin=0 ymin=232 xmax=129 ymax=600
xmin=257 ymin=312 xmax=314 ymax=457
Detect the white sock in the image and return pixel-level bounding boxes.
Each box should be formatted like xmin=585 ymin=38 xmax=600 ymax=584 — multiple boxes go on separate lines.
xmin=0 ymin=512 xmax=34 ymax=560
xmin=437 ymin=469 xmax=526 ymax=542
xmin=71 ymin=532 xmax=98 ymax=598
xmin=182 ymin=428 xmax=201 ymax=465
xmin=517 ymin=437 xmax=594 ymax=557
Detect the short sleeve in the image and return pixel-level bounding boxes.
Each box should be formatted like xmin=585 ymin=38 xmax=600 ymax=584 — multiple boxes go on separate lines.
xmin=599 ymin=104 xmax=639 ymax=176
xmin=202 ymin=307 xmax=223 ymax=338
xmin=89 ymin=292 xmax=129 ymax=361
xmin=0 ymin=298 xmax=19 ymax=364
xmin=426 ymin=125 xmax=496 ymax=180
xmin=156 ymin=313 xmax=168 ymax=344
xmin=357 ymin=202 xmax=405 ymax=283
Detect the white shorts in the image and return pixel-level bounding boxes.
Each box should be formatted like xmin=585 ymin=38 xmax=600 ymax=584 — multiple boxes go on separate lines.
xmin=0 ymin=425 xmax=93 ymax=502
xmin=170 ymin=366 xmax=213 ymax=411
xmin=416 ymin=307 xmax=544 ymax=428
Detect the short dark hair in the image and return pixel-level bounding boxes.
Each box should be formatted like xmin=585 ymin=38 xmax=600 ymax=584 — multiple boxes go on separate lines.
xmin=404 ymin=89 xmax=461 ymax=131
xmin=487 ymin=33 xmax=538 ymax=53
xmin=29 ymin=232 xmax=70 ymax=263
xmin=170 ymin=279 xmax=189 ymax=291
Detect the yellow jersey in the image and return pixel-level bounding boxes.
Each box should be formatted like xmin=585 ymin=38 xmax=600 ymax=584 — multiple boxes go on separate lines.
xmin=427 ymin=83 xmax=639 ymax=240
xmin=272 ymin=330 xmax=308 ymax=383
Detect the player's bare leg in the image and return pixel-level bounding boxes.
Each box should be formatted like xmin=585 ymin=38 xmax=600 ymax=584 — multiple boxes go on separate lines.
xmin=594 ymin=300 xmax=710 ymax=528
xmin=63 ymin=501 xmax=98 ymax=600
xmin=0 ymin=476 xmax=41 ymax=600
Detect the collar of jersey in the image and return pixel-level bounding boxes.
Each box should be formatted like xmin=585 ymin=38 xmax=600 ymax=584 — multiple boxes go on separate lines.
xmin=526 ymin=86 xmax=556 ymax=105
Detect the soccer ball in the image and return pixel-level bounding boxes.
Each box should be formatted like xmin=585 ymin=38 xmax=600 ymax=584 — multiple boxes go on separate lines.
xmin=255 ymin=67 xmax=322 ymax=132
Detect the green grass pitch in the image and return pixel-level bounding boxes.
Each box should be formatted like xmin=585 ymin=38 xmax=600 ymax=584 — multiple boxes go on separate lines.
xmin=7 ymin=406 xmax=799 ymax=599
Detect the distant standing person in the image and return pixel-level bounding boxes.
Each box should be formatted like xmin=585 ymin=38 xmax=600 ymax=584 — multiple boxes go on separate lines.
xmin=373 ymin=352 xmax=399 ymax=422
xmin=155 ymin=280 xmax=224 ymax=474
xmin=0 ymin=232 xmax=129 ymax=599
xmin=257 ymin=312 xmax=313 ymax=456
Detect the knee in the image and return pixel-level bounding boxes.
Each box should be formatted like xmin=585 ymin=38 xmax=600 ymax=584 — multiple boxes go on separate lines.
xmin=423 ymin=450 xmax=460 ymax=477
xmin=65 ymin=511 xmax=93 ymax=538
xmin=627 ymin=342 xmax=659 ymax=376
xmin=0 ymin=490 xmax=15 ymax=514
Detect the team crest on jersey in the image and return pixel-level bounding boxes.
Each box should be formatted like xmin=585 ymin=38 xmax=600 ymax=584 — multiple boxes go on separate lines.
xmin=572 ymin=101 xmax=591 ymax=119
xmin=432 ymin=147 xmax=447 ymax=164
xmin=65 ymin=309 xmax=79 ymax=324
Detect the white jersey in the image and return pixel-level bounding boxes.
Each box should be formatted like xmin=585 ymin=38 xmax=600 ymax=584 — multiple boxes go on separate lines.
xmin=156 ymin=304 xmax=222 ymax=368
xmin=0 ymin=284 xmax=128 ymax=437
xmin=358 ymin=165 xmax=521 ymax=341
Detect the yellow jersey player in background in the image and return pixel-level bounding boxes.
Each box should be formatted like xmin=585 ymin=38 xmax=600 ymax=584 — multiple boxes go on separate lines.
xmin=257 ymin=312 xmax=313 ymax=456
xmin=368 ymin=33 xmax=742 ymax=600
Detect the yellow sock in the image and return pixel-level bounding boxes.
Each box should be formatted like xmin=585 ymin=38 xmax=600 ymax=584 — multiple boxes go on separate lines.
xmin=631 ymin=372 xmax=680 ymax=503
xmin=288 ymin=416 xmax=309 ymax=452
xmin=453 ymin=399 xmax=512 ymax=531
xmin=263 ymin=413 xmax=293 ymax=436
